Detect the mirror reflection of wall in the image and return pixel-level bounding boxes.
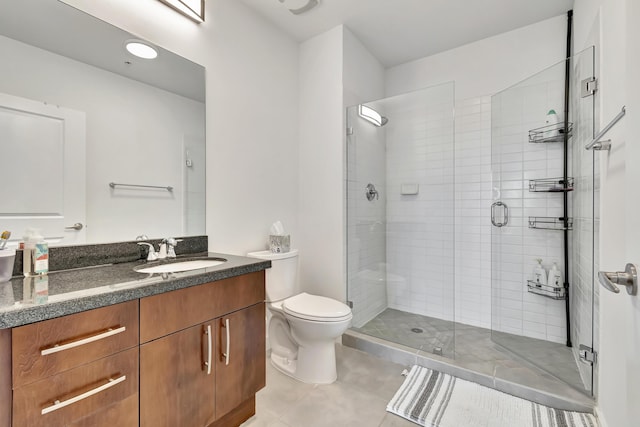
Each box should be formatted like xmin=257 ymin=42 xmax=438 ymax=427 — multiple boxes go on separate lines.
xmin=0 ymin=0 xmax=205 ymax=246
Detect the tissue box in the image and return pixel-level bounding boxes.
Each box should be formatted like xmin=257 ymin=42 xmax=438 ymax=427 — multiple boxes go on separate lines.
xmin=269 ymin=235 xmax=290 ymax=253
xmin=0 ymin=249 xmax=16 ymax=283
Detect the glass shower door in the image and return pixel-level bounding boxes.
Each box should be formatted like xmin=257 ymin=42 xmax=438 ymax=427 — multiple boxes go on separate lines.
xmin=490 ymin=47 xmax=595 ymax=394
xmin=346 ymin=82 xmax=456 ymax=358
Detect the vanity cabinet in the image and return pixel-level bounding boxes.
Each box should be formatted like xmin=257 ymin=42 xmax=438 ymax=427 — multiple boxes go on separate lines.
xmin=1 ymin=270 xmax=266 ymax=427
xmin=139 ymin=271 xmax=266 ymax=427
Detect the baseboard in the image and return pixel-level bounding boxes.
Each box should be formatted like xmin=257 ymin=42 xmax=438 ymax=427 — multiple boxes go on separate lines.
xmin=594 ymin=406 xmax=608 ymax=427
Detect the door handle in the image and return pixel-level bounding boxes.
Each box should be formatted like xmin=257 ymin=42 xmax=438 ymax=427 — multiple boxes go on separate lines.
xmin=221 ymin=318 xmax=230 ymax=366
xmin=598 ymin=263 xmax=637 ymax=295
xmin=65 ymin=222 xmax=84 ymax=231
xmin=41 ymin=375 xmax=126 ymax=415
xmin=491 ymin=202 xmax=508 ymax=227
xmin=204 ymin=324 xmax=212 ymax=375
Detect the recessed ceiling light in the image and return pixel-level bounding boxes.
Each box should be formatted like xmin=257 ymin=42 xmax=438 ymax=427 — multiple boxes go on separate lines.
xmin=125 ymin=40 xmax=158 ymax=59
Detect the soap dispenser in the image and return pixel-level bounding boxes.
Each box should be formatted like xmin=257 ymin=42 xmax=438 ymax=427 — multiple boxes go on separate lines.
xmin=533 ymin=259 xmax=547 ymax=287
xmin=548 ymin=262 xmax=562 ymax=288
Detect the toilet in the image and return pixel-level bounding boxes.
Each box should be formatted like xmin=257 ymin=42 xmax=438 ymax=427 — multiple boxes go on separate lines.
xmin=247 ymin=249 xmax=352 ymax=384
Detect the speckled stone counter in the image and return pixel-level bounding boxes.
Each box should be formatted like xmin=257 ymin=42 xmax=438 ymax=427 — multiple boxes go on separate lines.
xmin=0 ymin=252 xmax=270 ymax=329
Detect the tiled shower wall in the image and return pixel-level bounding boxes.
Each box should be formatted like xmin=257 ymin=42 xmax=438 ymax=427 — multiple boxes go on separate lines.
xmin=384 ymin=85 xmax=455 ymax=322
xmin=453 ymin=97 xmax=493 ymax=328
xmin=491 ymin=67 xmax=570 ymax=344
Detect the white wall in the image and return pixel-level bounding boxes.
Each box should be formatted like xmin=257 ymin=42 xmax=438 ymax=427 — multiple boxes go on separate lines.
xmin=573 ymin=0 xmax=640 ymax=425
xmin=62 ymin=0 xmax=300 ymax=255
xmin=386 ymin=15 xmax=567 ymax=100
xmin=0 ymin=35 xmax=204 ymax=242
xmin=297 ymin=26 xmax=344 ymax=301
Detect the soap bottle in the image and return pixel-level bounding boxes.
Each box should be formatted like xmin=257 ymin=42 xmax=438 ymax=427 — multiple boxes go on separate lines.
xmin=548 ymin=262 xmax=562 ymax=288
xmin=533 ymin=259 xmax=547 ymax=287
xmin=22 ymin=228 xmax=48 ymax=277
xmin=545 ymin=109 xmax=560 ymax=137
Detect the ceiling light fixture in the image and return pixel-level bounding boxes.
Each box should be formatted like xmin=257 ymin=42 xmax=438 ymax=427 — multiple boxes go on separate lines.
xmin=158 ymin=0 xmax=205 ymax=23
xmin=279 ymin=0 xmax=319 ymax=15
xmin=125 ymin=40 xmax=158 ymax=59
xmin=358 ymin=105 xmax=388 ymax=127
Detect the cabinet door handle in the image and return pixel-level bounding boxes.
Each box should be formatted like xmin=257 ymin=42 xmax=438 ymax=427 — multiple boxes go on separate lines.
xmin=204 ymin=324 xmax=212 ymax=375
xmin=41 ymin=375 xmax=126 ymax=415
xmin=222 ymin=318 xmax=230 ymax=366
xmin=41 ymin=326 xmax=126 ymax=356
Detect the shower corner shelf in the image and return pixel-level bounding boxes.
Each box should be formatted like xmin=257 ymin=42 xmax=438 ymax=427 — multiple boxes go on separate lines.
xmin=528 ymin=177 xmax=575 ymax=192
xmin=528 ymin=217 xmax=573 ymax=230
xmin=528 ymin=122 xmax=573 ymax=143
xmin=527 ymin=280 xmax=566 ymax=300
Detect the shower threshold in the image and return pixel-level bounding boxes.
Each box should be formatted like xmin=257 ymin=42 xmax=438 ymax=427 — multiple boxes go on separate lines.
xmin=344 ymin=310 xmax=594 ymax=413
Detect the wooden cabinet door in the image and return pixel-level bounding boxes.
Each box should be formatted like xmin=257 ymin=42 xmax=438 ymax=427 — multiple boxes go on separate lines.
xmin=12 ymin=348 xmax=138 ymax=427
xmin=140 ymin=323 xmax=216 ymax=427
xmin=215 ymin=302 xmax=266 ymax=419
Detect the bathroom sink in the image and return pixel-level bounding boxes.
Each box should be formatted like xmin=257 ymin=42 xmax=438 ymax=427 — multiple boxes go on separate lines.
xmin=134 ymin=258 xmax=227 ymax=274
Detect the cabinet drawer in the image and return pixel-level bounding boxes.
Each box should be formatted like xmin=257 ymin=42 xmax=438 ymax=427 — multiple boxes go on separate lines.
xmin=12 ymin=347 xmax=138 ymax=427
xmin=12 ymin=300 xmax=139 ymax=387
xmin=140 ymin=271 xmax=265 ymax=343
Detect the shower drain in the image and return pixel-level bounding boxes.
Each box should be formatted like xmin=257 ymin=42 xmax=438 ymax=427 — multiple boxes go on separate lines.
xmin=410 ymin=328 xmax=423 ymax=333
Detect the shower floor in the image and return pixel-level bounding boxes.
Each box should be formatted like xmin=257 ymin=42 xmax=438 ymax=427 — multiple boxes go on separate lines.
xmin=352 ymin=308 xmax=589 ymax=399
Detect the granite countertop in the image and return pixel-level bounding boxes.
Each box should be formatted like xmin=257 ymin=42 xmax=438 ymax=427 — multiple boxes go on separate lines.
xmin=0 ymin=252 xmax=271 ymax=329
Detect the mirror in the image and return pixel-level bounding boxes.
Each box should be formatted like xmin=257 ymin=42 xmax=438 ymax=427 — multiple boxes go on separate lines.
xmin=0 ymin=0 xmax=206 ymax=245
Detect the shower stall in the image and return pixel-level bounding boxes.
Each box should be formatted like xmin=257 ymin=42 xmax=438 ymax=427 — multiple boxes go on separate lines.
xmin=345 ymin=47 xmax=597 ymax=403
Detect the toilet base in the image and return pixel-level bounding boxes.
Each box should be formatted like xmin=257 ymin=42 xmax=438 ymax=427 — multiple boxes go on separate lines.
xmin=270 ymin=341 xmax=338 ymax=385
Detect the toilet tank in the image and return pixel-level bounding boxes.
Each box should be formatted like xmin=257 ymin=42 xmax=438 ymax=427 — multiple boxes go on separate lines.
xmin=246 ymin=249 xmax=299 ymax=302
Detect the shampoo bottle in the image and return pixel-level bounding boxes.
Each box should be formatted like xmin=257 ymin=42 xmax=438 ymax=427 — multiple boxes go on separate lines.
xmin=545 ymin=109 xmax=560 ymax=137
xmin=548 ymin=262 xmax=562 ymax=288
xmin=533 ymin=259 xmax=547 ymax=286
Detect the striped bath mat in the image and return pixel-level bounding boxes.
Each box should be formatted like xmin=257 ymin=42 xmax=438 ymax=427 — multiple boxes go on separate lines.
xmin=387 ymin=365 xmax=598 ymax=427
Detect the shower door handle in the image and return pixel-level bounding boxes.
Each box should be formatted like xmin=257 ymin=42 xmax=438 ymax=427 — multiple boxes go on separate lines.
xmin=491 ymin=201 xmax=508 ymax=227
xmin=598 ymin=264 xmax=638 ymax=295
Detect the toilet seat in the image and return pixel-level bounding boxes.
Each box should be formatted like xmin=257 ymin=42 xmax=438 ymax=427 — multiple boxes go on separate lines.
xmin=282 ymin=292 xmax=352 ymax=322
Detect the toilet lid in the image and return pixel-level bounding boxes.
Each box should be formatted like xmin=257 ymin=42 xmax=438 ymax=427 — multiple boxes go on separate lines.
xmin=282 ymin=292 xmax=352 ymax=322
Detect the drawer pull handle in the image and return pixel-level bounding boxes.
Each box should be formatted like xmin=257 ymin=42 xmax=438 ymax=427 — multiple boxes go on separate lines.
xmin=41 ymin=326 xmax=127 ymax=356
xmin=204 ymin=325 xmax=212 ymax=375
xmin=222 ymin=318 xmax=230 ymax=366
xmin=41 ymin=375 xmax=126 ymax=415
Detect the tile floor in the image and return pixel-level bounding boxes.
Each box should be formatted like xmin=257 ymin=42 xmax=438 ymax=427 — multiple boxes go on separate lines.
xmin=343 ymin=309 xmax=593 ymax=411
xmin=241 ymin=345 xmax=414 ymax=427
xmin=353 ymin=308 xmax=588 ymax=395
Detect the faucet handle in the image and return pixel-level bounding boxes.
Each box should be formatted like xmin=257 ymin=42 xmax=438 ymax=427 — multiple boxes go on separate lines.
xmin=137 ymin=242 xmax=158 ymax=261
xmin=164 ymin=238 xmax=181 ymax=258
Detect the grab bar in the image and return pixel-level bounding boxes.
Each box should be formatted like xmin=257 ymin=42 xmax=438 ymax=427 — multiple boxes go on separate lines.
xmin=585 ymin=106 xmax=626 ymax=151
xmin=109 ymin=182 xmax=173 ymax=192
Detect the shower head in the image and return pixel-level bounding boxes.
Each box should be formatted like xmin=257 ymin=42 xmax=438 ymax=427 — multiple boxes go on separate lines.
xmin=358 ymin=104 xmax=388 ymax=127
